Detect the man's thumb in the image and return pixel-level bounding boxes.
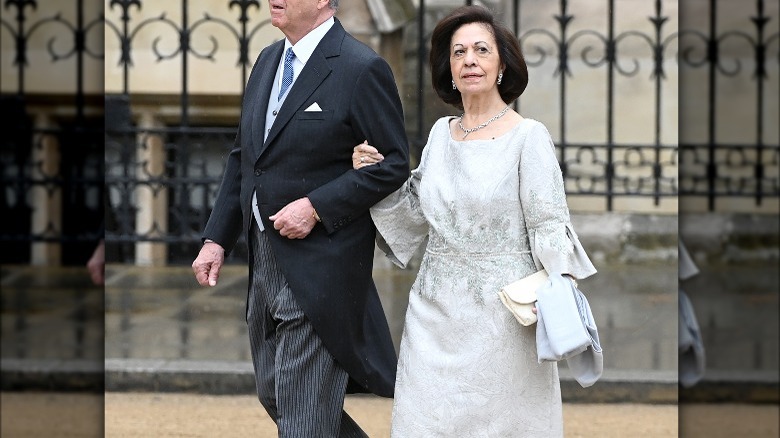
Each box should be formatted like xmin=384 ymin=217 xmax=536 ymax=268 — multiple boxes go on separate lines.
xmin=208 ymin=263 xmax=220 ymax=286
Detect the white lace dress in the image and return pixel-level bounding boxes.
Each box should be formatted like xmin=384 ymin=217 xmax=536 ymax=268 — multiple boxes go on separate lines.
xmin=371 ymin=116 xmax=597 ymax=437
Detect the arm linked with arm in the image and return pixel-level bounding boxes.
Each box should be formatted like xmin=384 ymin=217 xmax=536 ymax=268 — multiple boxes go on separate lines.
xmin=306 ymin=57 xmax=410 ymax=234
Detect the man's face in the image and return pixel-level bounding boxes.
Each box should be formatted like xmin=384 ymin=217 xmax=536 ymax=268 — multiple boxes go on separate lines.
xmin=268 ymin=0 xmax=328 ymax=44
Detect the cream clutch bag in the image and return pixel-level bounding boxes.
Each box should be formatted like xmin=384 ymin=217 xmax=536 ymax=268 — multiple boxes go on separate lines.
xmin=498 ymin=269 xmax=549 ymax=326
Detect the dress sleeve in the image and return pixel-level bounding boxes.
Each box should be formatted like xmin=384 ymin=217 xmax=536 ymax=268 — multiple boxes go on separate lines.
xmin=370 ymin=126 xmax=435 ymax=269
xmin=519 ymin=122 xmax=597 ymax=279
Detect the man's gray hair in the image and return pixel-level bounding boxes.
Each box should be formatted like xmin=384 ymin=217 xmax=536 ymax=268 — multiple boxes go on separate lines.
xmin=329 ymin=0 xmax=339 ymax=10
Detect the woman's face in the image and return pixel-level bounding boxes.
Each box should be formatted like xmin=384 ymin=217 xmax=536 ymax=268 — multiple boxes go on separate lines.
xmin=450 ymin=22 xmax=503 ymax=98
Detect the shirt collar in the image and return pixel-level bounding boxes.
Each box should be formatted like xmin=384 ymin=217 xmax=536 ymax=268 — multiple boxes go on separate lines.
xmin=284 ymin=17 xmax=335 ymax=65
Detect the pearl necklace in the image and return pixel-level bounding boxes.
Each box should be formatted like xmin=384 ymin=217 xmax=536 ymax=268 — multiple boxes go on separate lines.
xmin=458 ymin=105 xmax=510 ymax=139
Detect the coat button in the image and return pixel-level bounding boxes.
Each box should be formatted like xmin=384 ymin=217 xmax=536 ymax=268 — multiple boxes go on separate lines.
xmin=254 ymin=169 xmax=261 ymax=176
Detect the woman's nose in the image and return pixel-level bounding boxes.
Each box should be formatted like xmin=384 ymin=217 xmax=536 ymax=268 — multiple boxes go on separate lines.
xmin=463 ymin=50 xmax=477 ymax=65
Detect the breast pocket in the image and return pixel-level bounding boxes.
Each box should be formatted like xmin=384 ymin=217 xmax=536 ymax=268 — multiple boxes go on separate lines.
xmin=296 ymin=109 xmax=333 ymax=121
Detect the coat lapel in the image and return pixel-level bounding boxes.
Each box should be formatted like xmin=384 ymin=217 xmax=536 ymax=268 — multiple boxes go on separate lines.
xmin=251 ymin=42 xmax=284 ymax=160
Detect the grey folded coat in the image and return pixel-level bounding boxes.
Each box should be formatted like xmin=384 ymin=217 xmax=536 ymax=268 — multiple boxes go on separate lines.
xmin=535 ymin=273 xmax=603 ymax=388
xmin=678 ymin=288 xmax=706 ymax=388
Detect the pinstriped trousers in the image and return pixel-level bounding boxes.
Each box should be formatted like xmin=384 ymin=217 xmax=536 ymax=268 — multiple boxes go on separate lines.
xmin=247 ymin=222 xmax=368 ymax=438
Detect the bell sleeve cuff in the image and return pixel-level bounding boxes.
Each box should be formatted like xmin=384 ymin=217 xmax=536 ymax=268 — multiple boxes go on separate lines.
xmin=529 ymin=221 xmax=597 ymax=279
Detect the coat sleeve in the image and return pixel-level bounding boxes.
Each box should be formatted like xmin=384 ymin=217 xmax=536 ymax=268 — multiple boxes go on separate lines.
xmin=202 ymin=126 xmax=244 ymax=254
xmin=519 ymin=122 xmax=597 ymax=279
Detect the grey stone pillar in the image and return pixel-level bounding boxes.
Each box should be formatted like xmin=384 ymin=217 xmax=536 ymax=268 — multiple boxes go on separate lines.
xmin=135 ymin=112 xmax=168 ymax=266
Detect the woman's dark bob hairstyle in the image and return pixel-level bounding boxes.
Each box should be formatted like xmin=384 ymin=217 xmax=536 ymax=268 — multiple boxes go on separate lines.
xmin=429 ymin=5 xmax=528 ymax=110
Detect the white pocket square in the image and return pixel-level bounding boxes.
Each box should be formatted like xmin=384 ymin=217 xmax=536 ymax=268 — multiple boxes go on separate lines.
xmin=304 ymin=102 xmax=322 ymax=112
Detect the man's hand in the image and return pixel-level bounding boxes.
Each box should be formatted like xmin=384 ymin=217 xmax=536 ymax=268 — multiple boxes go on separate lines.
xmin=270 ymin=197 xmax=318 ymax=239
xmin=192 ymin=241 xmax=225 ymax=286
xmin=86 ymin=239 xmax=105 ymax=286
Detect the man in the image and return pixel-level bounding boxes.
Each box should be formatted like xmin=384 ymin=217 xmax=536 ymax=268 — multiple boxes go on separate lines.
xmin=191 ymin=0 xmax=409 ymax=435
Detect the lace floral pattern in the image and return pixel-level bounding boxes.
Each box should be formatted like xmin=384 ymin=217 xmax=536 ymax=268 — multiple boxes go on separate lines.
xmin=371 ymin=117 xmax=596 ymax=437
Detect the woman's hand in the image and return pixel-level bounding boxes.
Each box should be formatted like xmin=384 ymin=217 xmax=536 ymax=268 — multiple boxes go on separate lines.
xmin=352 ymin=140 xmax=384 ymax=169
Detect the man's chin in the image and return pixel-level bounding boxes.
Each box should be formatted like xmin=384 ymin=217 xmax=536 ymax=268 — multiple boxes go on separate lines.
xmin=270 ymin=16 xmax=285 ymax=28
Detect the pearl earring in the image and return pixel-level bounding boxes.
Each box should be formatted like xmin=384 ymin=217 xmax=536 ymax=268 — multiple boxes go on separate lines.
xmin=497 ymin=72 xmax=503 ymax=85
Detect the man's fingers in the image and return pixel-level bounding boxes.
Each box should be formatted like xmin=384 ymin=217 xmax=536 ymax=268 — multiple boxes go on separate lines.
xmin=193 ymin=264 xmax=209 ymax=286
xmin=270 ymin=204 xmax=290 ymax=228
xmin=193 ymin=262 xmax=212 ymax=286
xmin=278 ymin=220 xmax=311 ymax=240
xmin=271 ymin=212 xmax=284 ymax=230
xmin=197 ymin=264 xmax=212 ymax=286
xmin=269 ymin=204 xmax=287 ymax=222
xmin=192 ymin=242 xmax=225 ymax=287
xmin=269 ymin=198 xmax=315 ymax=239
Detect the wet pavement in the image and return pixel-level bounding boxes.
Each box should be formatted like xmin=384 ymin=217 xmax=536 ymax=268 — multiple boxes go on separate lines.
xmin=1 ymin=247 xmax=778 ymax=402
xmin=105 ymin=255 xmax=680 ymax=370
xmin=99 ymin=258 xmax=681 ymax=401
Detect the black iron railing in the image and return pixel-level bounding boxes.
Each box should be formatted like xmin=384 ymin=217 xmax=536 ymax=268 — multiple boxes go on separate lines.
xmin=1 ymin=0 xmax=777 ymax=265
xmin=1 ymin=0 xmax=105 ymax=265
xmin=677 ymin=0 xmax=779 ymax=210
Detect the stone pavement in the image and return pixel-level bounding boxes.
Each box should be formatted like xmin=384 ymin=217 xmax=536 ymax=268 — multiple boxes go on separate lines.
xmin=3 ymin=391 xmax=780 ymax=437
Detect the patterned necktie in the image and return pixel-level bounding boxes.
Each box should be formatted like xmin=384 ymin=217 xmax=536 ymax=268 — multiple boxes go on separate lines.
xmin=278 ymin=47 xmax=295 ymax=101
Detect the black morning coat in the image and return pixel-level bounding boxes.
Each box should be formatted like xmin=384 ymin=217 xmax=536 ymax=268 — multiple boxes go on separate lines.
xmin=203 ymin=18 xmax=410 ymax=397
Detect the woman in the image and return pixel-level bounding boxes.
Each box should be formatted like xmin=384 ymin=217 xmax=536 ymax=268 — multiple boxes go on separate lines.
xmin=355 ymin=6 xmax=597 ymax=436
